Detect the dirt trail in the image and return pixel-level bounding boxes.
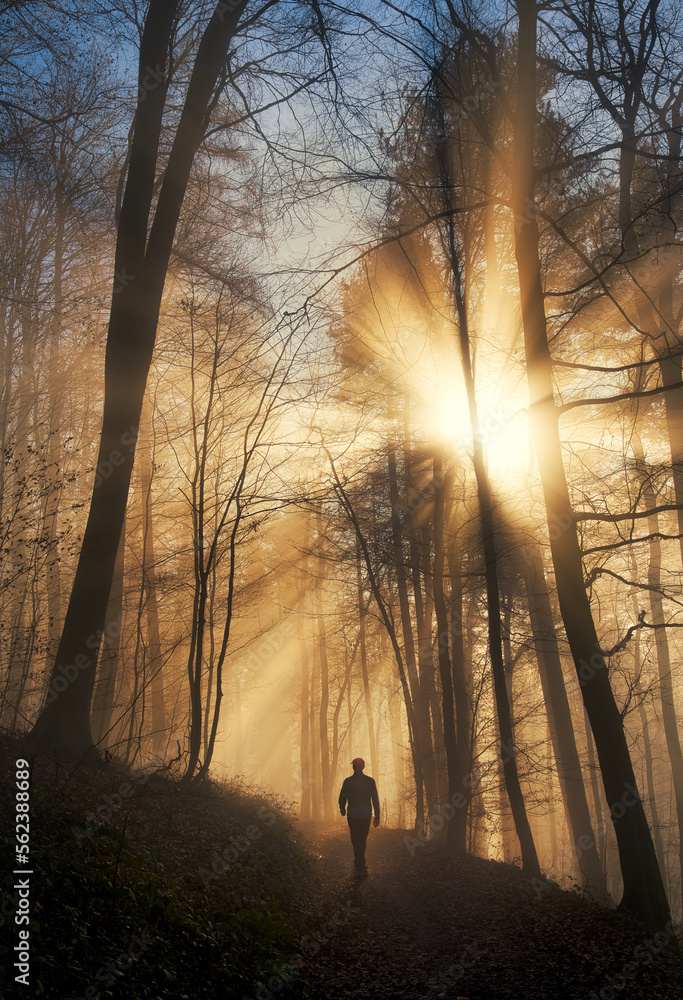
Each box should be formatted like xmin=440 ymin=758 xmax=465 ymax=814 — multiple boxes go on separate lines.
xmin=298 ymin=826 xmax=682 ymax=1000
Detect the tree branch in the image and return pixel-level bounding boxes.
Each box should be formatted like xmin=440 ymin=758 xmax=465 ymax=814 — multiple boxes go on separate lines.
xmin=559 ymin=381 xmax=683 ymax=414
xmin=574 ymin=504 xmax=683 ymax=523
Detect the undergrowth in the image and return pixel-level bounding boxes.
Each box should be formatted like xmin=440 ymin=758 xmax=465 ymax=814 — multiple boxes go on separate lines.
xmin=0 ymin=734 xmax=317 ymax=999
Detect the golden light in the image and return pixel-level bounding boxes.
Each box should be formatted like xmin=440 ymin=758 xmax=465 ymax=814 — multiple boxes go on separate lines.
xmin=423 ymin=375 xmax=532 ymax=482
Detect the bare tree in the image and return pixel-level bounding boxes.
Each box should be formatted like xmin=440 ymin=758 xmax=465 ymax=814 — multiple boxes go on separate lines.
xmin=512 ymin=0 xmax=670 ymax=929
xmin=29 ymin=0 xmax=257 ymax=758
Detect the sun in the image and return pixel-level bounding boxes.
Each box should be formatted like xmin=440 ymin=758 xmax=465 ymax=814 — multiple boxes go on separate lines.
xmin=427 ymin=380 xmax=532 ymax=481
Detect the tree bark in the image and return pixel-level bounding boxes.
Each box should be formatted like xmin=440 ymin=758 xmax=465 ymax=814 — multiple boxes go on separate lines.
xmin=91 ymin=520 xmax=126 ymax=748
xmin=435 ymin=88 xmax=540 ymax=877
xmin=357 ymin=542 xmax=379 ymax=780
xmin=29 ymin=0 xmax=249 ymax=759
xmin=309 ymin=635 xmax=322 ymax=821
xmin=300 ymin=636 xmax=311 ymax=822
xmin=387 ymin=427 xmax=431 ymax=830
xmin=447 ymin=534 xmax=473 ymax=833
xmin=521 ymin=542 xmax=603 ymax=891
xmin=139 ymin=401 xmax=166 ymax=754
xmin=45 ymin=180 xmax=66 ymax=658
xmin=512 ymin=0 xmax=670 ymax=928
xmin=632 ymin=430 xmax=683 ymax=894
xmin=388 ymin=678 xmax=406 ymax=828
xmin=315 ymin=509 xmax=332 ymax=819
xmin=432 ymin=453 xmax=466 ymax=847
xmin=583 ymin=706 xmax=607 ymax=889
xmin=632 ymin=631 xmax=666 ymax=880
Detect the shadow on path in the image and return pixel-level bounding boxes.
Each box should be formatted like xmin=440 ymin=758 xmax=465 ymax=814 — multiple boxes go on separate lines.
xmin=298 ymin=825 xmax=681 ymax=1000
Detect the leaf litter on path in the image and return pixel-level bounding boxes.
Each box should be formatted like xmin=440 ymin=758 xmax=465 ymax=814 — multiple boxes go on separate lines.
xmin=298 ymin=826 xmax=682 ymax=1000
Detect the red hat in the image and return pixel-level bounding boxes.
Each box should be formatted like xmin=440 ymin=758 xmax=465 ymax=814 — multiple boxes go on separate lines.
xmin=352 ymin=757 xmax=365 ymax=770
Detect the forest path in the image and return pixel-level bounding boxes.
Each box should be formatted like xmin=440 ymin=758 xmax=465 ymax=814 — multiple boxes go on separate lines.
xmin=297 ymin=826 xmax=681 ymax=1000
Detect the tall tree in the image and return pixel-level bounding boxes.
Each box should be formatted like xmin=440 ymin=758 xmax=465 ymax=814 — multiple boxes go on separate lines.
xmin=434 ymin=83 xmax=540 ymax=877
xmin=520 ymin=539 xmax=603 ymax=891
xmin=432 ymin=452 xmax=466 ymax=847
xmin=631 ymin=425 xmax=683 ymax=894
xmin=512 ymin=0 xmax=670 ymax=929
xmin=30 ymin=0 xmax=252 ymax=758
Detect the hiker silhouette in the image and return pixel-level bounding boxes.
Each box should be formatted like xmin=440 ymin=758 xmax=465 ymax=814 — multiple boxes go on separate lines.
xmin=338 ymin=757 xmax=380 ymax=871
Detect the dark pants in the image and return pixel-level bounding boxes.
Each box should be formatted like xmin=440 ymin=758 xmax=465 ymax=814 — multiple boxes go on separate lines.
xmin=347 ymin=816 xmax=371 ymax=866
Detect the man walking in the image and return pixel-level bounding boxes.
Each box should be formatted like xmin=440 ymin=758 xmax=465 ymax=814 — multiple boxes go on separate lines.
xmin=338 ymin=757 xmax=380 ymax=871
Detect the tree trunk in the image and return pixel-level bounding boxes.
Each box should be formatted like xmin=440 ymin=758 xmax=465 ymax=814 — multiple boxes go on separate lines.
xmin=234 ymin=669 xmax=245 ymax=776
xmin=435 ymin=90 xmax=540 ymax=876
xmin=318 ymin=614 xmax=331 ymax=819
xmin=300 ymin=637 xmax=311 ymax=822
xmin=420 ymin=535 xmax=446 ymax=813
xmin=91 ymin=520 xmax=126 ymax=748
xmin=193 ymin=493 xmax=243 ymax=784
xmin=512 ymin=0 xmax=670 ymax=928
xmin=46 ymin=183 xmax=66 ymax=658
xmin=447 ymin=534 xmax=473 ymax=833
xmin=583 ymin=707 xmax=608 ymax=889
xmin=29 ymin=0 xmax=249 ymax=759
xmin=546 ymin=722 xmax=558 ymax=870
xmin=432 ymin=453 xmax=466 ymax=847
xmin=389 ymin=679 xmax=406 ymax=828
xmin=633 ymin=642 xmax=666 ymax=880
xmin=132 ymin=396 xmax=166 ymax=757
xmin=632 ymin=430 xmax=683 ymax=894
xmin=329 ymin=646 xmax=352 ymax=801
xmin=309 ymin=638 xmax=322 ymax=821
xmin=357 ymin=542 xmax=379 ymax=780
xmin=521 ymin=542 xmax=603 ymax=891
xmin=387 ymin=427 xmax=431 ymax=830
xmin=347 ymin=651 xmax=353 ymax=761
xmin=315 ymin=510 xmax=332 ymax=820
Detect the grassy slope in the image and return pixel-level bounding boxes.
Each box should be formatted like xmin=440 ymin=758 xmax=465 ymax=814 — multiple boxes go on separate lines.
xmin=0 ymin=735 xmax=316 ymax=999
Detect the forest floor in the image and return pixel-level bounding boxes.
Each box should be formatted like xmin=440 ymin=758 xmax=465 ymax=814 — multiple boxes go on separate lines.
xmin=1 ymin=734 xmax=681 ymax=1000
xmin=296 ymin=825 xmax=683 ymax=1000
